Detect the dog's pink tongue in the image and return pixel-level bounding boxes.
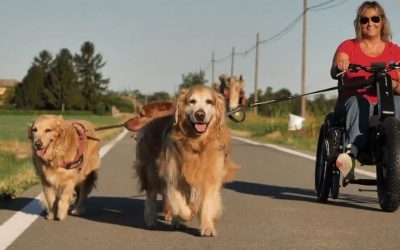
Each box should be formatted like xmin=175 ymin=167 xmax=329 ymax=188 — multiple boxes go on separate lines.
xmin=195 ymin=123 xmax=207 ymax=133
xmin=36 ymin=148 xmax=46 ymax=157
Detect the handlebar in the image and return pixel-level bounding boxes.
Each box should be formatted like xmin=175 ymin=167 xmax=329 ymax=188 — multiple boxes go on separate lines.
xmin=336 ymin=62 xmax=400 ymax=78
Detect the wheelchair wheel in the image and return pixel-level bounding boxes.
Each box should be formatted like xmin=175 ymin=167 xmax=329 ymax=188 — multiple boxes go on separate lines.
xmin=315 ymin=124 xmax=333 ymax=202
xmin=376 ymin=117 xmax=400 ymax=212
xmin=331 ymin=169 xmax=340 ymax=199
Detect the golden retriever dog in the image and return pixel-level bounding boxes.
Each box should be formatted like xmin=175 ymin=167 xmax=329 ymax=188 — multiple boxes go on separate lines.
xmin=134 ymin=85 xmax=239 ymax=236
xmin=28 ymin=115 xmax=100 ymax=221
xmin=212 ymin=74 xmax=246 ymax=112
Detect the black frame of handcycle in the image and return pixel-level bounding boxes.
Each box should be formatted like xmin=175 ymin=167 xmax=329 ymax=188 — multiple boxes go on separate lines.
xmin=321 ymin=62 xmax=398 ymax=186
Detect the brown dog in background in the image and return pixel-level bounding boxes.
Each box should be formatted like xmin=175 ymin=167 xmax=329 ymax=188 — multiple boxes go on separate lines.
xmin=134 ymin=86 xmax=239 ymax=236
xmin=28 ymin=115 xmax=100 ymax=221
xmin=125 ymin=101 xmax=175 ymax=132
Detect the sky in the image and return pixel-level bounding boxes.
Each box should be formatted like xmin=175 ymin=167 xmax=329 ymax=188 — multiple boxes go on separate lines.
xmin=1 ymin=0 xmax=399 ymax=99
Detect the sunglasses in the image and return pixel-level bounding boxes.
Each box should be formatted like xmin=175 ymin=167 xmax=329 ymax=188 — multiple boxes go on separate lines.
xmin=360 ymin=16 xmax=381 ymax=25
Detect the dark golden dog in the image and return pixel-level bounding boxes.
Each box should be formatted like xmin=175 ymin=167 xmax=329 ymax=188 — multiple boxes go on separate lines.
xmin=134 ymin=85 xmax=239 ymax=236
xmin=28 ymin=115 xmax=100 ymax=221
xmin=125 ymin=101 xmax=175 ymax=132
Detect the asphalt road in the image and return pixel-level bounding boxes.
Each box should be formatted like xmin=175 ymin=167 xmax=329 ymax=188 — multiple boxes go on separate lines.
xmin=1 ymin=131 xmax=400 ymax=249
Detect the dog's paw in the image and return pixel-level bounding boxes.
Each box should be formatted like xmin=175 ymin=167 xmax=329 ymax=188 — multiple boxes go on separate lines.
xmin=179 ymin=206 xmax=195 ymax=222
xmin=200 ymin=226 xmax=217 ymax=237
xmin=164 ymin=211 xmax=173 ymax=223
xmin=46 ymin=212 xmax=55 ymax=220
xmin=71 ymin=207 xmax=85 ymax=216
xmin=171 ymin=216 xmax=181 ymax=230
xmin=57 ymin=211 xmax=67 ymax=221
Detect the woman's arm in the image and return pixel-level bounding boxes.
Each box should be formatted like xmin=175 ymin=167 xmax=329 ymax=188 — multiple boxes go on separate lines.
xmin=393 ymin=60 xmax=400 ymax=95
xmin=330 ymin=51 xmax=350 ymax=79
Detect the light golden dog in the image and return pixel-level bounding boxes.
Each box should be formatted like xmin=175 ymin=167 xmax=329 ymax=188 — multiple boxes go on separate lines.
xmin=28 ymin=115 xmax=100 ymax=221
xmin=212 ymin=74 xmax=246 ymax=111
xmin=135 ymin=85 xmax=239 ymax=236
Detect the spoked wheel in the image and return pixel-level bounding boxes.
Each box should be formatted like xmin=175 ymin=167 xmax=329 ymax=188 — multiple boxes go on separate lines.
xmin=376 ymin=117 xmax=400 ymax=212
xmin=315 ymin=124 xmax=333 ymax=202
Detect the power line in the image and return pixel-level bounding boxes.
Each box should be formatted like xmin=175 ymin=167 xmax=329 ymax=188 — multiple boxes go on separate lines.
xmin=203 ymin=0 xmax=350 ymax=70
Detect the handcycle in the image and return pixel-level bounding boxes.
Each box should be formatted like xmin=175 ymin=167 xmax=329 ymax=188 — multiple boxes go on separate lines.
xmin=315 ymin=61 xmax=400 ymax=212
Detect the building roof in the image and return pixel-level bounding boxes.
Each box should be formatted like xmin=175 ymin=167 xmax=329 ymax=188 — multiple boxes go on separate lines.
xmin=0 ymin=79 xmax=20 ymax=87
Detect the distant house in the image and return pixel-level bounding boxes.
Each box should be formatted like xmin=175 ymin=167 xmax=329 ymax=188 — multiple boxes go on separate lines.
xmin=0 ymin=79 xmax=20 ymax=106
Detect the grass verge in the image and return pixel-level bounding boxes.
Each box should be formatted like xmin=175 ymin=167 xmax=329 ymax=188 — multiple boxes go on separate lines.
xmin=228 ymin=111 xmax=324 ymax=153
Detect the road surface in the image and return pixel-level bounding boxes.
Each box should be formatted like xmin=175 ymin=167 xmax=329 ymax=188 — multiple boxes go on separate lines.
xmin=1 ymin=130 xmax=400 ymax=249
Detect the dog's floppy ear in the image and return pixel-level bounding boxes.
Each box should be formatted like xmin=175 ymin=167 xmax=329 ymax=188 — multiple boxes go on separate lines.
xmin=27 ymin=122 xmax=34 ymax=140
xmin=174 ymin=89 xmax=188 ymax=125
xmin=55 ymin=115 xmax=65 ymax=138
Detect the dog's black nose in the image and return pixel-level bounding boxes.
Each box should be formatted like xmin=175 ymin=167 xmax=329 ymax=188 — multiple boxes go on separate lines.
xmin=34 ymin=140 xmax=43 ymax=149
xmin=194 ymin=109 xmax=205 ymax=122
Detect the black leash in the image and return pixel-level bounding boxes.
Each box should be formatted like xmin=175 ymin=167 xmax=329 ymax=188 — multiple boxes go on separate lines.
xmin=226 ymin=85 xmax=341 ymax=122
xmin=249 ymin=86 xmax=339 ymax=107
xmin=94 ymin=123 xmax=126 ymax=131
xmin=226 ymin=105 xmax=247 ymax=122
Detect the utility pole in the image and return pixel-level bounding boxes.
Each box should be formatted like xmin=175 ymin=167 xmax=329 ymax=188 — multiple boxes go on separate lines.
xmin=301 ymin=0 xmax=307 ymax=117
xmin=211 ymin=51 xmax=215 ymax=85
xmin=254 ymin=33 xmax=260 ymax=116
xmin=231 ymin=46 xmax=235 ymax=77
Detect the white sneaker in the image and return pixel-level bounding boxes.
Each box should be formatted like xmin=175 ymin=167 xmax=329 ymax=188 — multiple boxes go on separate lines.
xmin=336 ymin=153 xmax=355 ymax=180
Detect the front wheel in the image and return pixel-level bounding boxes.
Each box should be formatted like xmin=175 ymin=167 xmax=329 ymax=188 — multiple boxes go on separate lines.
xmin=376 ymin=117 xmax=400 ymax=212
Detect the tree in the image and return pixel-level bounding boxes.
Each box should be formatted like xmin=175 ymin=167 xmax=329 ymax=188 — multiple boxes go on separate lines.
xmin=33 ymin=50 xmax=53 ymax=72
xmin=147 ymin=91 xmax=171 ymax=102
xmin=308 ymin=94 xmax=336 ymax=116
xmin=44 ymin=48 xmax=83 ymax=110
xmin=179 ymin=70 xmax=207 ymax=90
xmin=74 ymin=41 xmax=110 ymax=112
xmin=16 ymin=65 xmax=46 ymax=109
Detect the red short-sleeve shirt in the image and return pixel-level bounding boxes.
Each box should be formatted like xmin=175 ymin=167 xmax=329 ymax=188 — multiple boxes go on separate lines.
xmin=336 ymin=39 xmax=400 ymax=104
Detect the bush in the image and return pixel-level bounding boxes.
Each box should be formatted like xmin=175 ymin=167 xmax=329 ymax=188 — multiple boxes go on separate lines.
xmin=105 ymin=96 xmax=134 ymax=113
xmin=0 ymin=153 xmax=38 ymax=199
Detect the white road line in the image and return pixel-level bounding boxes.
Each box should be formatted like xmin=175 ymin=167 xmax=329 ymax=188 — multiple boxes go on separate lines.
xmin=232 ymin=136 xmax=377 ymax=178
xmin=0 ymin=129 xmax=129 ymax=250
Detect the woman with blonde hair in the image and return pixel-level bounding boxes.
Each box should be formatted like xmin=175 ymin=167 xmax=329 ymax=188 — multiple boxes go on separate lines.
xmin=330 ymin=1 xmax=400 ymax=180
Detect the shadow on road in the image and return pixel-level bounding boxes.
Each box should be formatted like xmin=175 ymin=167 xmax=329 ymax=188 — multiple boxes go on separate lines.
xmin=224 ymin=180 xmax=381 ymax=212
xmin=0 ymin=197 xmax=36 ymax=212
xmin=83 ymin=196 xmax=199 ymax=236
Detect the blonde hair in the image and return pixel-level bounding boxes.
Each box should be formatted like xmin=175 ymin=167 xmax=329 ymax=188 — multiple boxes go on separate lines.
xmin=353 ymin=1 xmax=392 ymax=42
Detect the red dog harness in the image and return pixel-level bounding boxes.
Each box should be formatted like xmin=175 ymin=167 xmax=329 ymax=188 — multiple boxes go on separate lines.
xmin=59 ymin=123 xmax=87 ymax=170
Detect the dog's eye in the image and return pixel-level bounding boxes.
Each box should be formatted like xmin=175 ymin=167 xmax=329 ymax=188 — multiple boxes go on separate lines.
xmin=206 ymin=99 xmax=213 ymax=105
xmin=45 ymin=128 xmax=52 ymax=133
xmin=189 ymin=99 xmax=196 ymax=104
xmin=32 ymin=127 xmax=38 ymax=133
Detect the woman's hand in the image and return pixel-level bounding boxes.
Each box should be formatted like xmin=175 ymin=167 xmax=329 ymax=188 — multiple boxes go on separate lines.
xmin=336 ymin=59 xmax=350 ymax=72
xmin=393 ymin=80 xmax=400 ymax=95
xmin=331 ymin=51 xmax=350 ymax=79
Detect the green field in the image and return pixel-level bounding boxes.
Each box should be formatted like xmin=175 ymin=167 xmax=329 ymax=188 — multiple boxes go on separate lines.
xmin=0 ymin=113 xmax=125 ymax=141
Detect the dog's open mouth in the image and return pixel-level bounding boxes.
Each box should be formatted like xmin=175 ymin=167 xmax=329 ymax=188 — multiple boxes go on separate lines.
xmin=193 ymin=123 xmax=208 ymax=134
xmin=35 ymin=146 xmax=48 ymax=157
